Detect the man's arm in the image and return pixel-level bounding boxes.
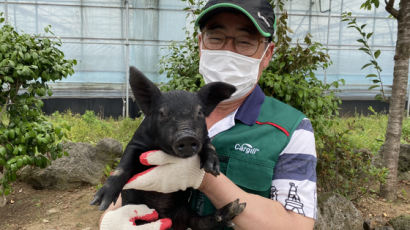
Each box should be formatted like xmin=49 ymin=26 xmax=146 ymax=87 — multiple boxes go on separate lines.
xmin=199 ymin=118 xmax=317 ymax=230
xmin=199 ymin=173 xmax=314 ymax=230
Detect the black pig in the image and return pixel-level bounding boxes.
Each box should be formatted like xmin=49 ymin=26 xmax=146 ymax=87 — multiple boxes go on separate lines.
xmin=91 ymin=66 xmax=246 ymax=229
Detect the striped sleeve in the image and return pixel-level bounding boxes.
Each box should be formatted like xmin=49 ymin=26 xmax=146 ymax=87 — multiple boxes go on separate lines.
xmin=270 ymin=118 xmax=317 ymax=219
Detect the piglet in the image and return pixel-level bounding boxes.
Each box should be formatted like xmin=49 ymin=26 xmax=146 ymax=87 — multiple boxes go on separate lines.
xmin=91 ymin=66 xmax=245 ymax=229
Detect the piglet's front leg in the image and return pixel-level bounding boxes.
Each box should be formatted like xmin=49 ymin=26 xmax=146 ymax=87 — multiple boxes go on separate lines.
xmin=90 ymin=169 xmax=129 ymax=210
xmin=90 ymin=144 xmax=140 ymax=210
xmin=199 ymin=138 xmax=220 ymax=176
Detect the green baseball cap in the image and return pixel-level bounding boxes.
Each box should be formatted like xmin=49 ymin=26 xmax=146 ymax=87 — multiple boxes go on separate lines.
xmin=195 ymin=0 xmax=276 ymax=39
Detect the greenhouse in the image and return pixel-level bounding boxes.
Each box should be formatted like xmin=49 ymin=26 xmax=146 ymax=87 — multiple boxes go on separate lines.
xmin=0 ymin=0 xmax=408 ymax=116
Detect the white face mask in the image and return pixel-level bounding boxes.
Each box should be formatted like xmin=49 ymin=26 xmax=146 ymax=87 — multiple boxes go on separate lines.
xmin=199 ymin=46 xmax=268 ymax=102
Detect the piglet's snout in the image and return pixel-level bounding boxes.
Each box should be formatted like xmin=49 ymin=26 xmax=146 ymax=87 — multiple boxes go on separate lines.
xmin=173 ymin=135 xmax=202 ymax=157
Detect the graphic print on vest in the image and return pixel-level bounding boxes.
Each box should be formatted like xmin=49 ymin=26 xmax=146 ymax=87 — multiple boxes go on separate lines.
xmin=234 ymin=143 xmax=260 ymax=155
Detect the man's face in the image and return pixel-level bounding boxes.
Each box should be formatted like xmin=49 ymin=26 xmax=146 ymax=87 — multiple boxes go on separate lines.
xmin=198 ymin=11 xmax=274 ymax=78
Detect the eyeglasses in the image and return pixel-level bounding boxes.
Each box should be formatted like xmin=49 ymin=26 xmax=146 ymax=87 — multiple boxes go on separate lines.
xmin=202 ymin=30 xmax=268 ymax=56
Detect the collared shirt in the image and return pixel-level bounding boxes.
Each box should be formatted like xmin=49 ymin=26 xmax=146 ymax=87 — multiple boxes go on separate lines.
xmin=208 ymin=85 xmax=318 ymax=220
xmin=208 ymin=85 xmax=265 ymax=138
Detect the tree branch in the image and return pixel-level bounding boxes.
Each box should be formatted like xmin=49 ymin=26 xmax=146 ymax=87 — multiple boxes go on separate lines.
xmin=385 ymin=0 xmax=399 ymax=18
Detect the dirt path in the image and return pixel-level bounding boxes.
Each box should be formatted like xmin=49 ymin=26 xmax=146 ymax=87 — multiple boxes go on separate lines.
xmin=0 ymin=182 xmax=101 ymax=230
xmin=0 ymin=181 xmax=409 ymax=230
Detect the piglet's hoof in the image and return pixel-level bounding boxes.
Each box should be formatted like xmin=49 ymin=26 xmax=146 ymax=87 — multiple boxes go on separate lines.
xmin=201 ymin=144 xmax=220 ymax=176
xmin=214 ymin=199 xmax=246 ymax=227
xmin=203 ymin=154 xmax=220 ymax=176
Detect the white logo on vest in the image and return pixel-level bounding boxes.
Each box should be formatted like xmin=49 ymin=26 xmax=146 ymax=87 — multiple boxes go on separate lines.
xmin=234 ymin=143 xmax=260 ymax=155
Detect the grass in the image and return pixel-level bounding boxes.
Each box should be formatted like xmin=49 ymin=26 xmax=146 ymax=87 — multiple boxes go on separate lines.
xmin=334 ymin=112 xmax=410 ymax=154
xmin=47 ymin=110 xmax=143 ymax=148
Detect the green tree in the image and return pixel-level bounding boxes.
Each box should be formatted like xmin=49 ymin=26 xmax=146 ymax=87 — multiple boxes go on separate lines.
xmin=0 ymin=12 xmax=76 ymax=206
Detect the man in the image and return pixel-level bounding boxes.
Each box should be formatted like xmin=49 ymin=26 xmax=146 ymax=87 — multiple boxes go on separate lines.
xmin=100 ymin=0 xmax=317 ymax=229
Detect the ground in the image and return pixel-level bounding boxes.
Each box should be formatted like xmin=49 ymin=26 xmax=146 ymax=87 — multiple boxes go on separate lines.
xmin=0 ymin=182 xmax=101 ymax=230
xmin=356 ymin=179 xmax=410 ymax=228
xmin=0 ymin=181 xmax=409 ymax=230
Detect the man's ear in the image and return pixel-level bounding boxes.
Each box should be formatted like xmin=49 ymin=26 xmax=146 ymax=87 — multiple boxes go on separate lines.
xmin=129 ymin=66 xmax=161 ymax=116
xmin=197 ymin=82 xmax=236 ymax=116
xmin=262 ymin=42 xmax=275 ymax=70
xmin=198 ymin=33 xmax=203 ymax=57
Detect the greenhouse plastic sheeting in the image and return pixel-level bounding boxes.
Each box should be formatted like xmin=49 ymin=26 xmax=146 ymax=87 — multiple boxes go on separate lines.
xmin=0 ymin=0 xmax=408 ymax=99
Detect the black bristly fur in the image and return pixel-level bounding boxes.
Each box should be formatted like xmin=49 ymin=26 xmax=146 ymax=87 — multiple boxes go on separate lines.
xmin=91 ymin=66 xmax=246 ymax=229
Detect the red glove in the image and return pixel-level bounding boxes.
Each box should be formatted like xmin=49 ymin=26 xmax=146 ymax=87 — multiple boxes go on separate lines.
xmin=100 ymin=204 xmax=172 ymax=230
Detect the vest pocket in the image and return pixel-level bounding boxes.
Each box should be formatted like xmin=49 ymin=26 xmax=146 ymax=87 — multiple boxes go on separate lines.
xmin=226 ymin=157 xmax=274 ymax=193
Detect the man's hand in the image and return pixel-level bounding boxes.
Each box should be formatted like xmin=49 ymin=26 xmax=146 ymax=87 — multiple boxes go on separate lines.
xmin=123 ymin=150 xmax=205 ymax=193
xmin=100 ymin=204 xmax=172 ymax=230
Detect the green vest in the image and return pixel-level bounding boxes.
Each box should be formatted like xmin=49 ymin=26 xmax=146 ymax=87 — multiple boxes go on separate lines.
xmin=190 ymin=97 xmax=305 ymax=227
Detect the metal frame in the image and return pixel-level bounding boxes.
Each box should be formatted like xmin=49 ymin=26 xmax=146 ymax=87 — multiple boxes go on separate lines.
xmin=1 ymin=0 xmax=408 ymax=104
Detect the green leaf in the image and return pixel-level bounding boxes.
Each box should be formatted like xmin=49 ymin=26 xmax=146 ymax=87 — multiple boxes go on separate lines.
xmin=357 ymin=39 xmax=366 ymax=44
xmin=366 ymin=32 xmax=373 ymax=39
xmin=0 ymin=146 xmax=6 ymax=157
xmin=0 ymin=44 xmax=7 ymax=52
xmin=374 ymin=50 xmax=381 ymax=59
xmin=0 ymin=158 xmax=5 ymax=166
xmin=359 ymin=47 xmax=370 ymax=53
xmin=8 ymin=60 xmax=15 ymax=67
xmin=369 ymin=85 xmax=379 ymax=90
xmin=280 ymin=62 xmax=286 ymax=69
xmin=374 ymin=0 xmax=380 ymax=8
xmin=366 ymin=74 xmax=377 ymax=78
xmin=297 ymin=90 xmax=303 ymax=98
xmin=361 ymin=63 xmax=372 ymax=70
xmin=375 ymin=94 xmax=384 ymax=100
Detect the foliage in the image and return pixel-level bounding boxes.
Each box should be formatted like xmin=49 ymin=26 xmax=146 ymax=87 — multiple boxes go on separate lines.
xmin=402 ymin=118 xmax=410 ymax=143
xmin=48 ymin=110 xmax=142 ymax=148
xmin=341 ymin=12 xmax=386 ymax=101
xmin=260 ymin=5 xmax=342 ymax=126
xmin=158 ymin=0 xmax=205 ymax=92
xmin=0 ymin=12 xmax=76 ymax=199
xmin=320 ymin=111 xmax=410 ymax=199
xmin=316 ymin=123 xmax=389 ymax=200
xmin=360 ymin=0 xmax=380 ymax=10
xmin=336 ymin=109 xmax=410 ymax=148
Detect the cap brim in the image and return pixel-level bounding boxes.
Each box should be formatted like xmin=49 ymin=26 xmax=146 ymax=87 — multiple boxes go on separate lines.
xmin=195 ymin=3 xmax=271 ymax=38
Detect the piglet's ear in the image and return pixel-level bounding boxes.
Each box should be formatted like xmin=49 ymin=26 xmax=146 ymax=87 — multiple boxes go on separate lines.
xmin=129 ymin=66 xmax=161 ymax=116
xmin=197 ymin=82 xmax=236 ymax=116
